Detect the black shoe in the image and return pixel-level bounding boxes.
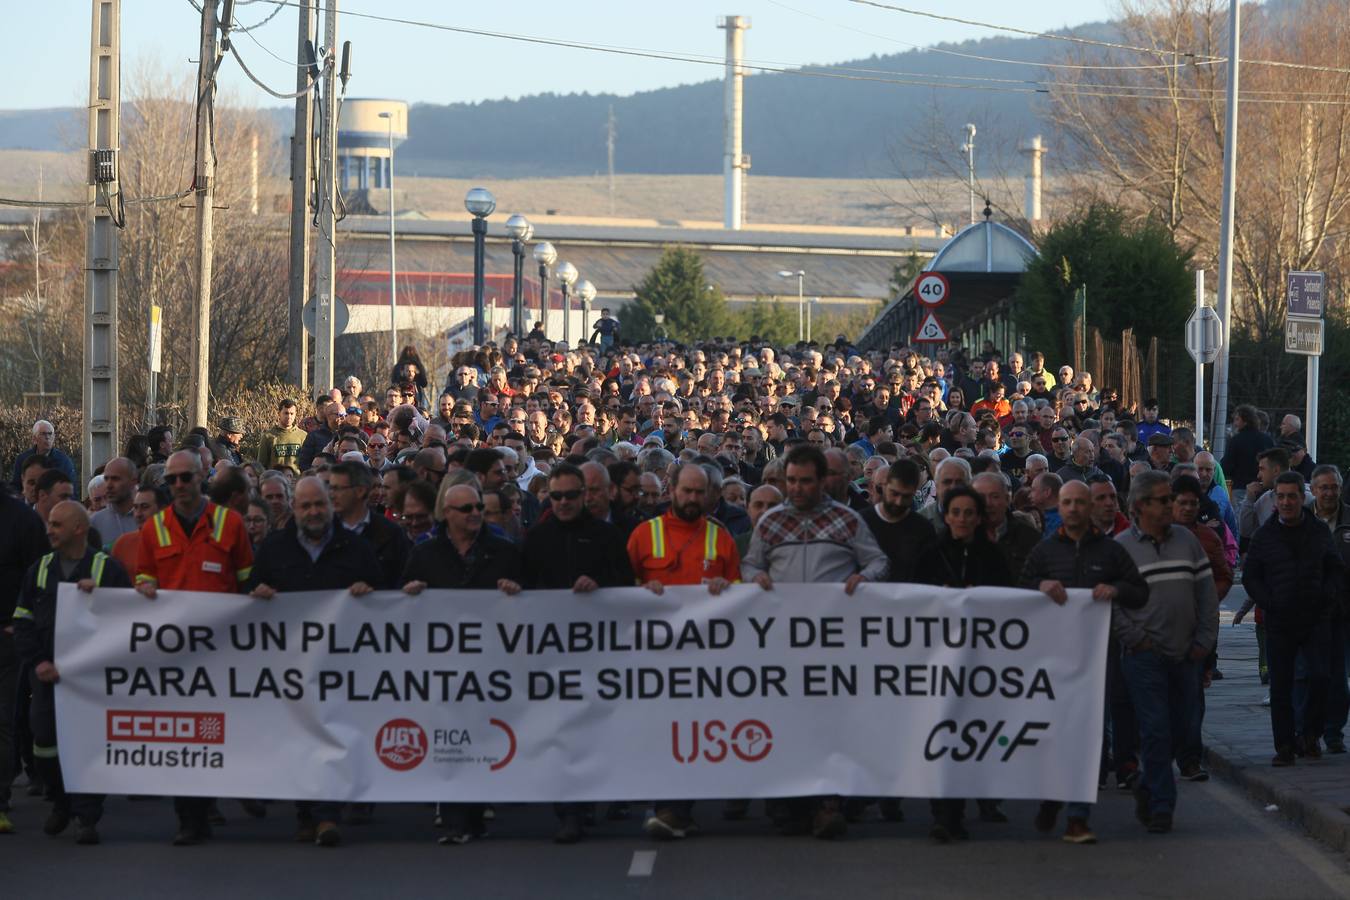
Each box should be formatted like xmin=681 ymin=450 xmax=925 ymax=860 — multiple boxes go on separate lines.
xmin=294 ymin=820 xmax=316 ymax=843
xmin=172 ymin=826 xmax=206 ymax=846
xmin=1033 ymin=802 xmax=1060 ymax=834
xmin=206 ymin=802 xmax=226 ymax=826
xmin=1179 ymin=763 xmax=1210 ymax=782
xmin=1116 ymin=767 xmax=1140 ymax=791
xmin=1272 ymin=752 xmax=1296 ymax=767
xmin=1325 ymin=739 xmax=1347 ymax=754
xmin=977 ymin=801 xmax=1008 ymax=824
xmin=438 ymin=829 xmax=479 ymax=845
xmin=879 ymin=799 xmax=904 ymax=823
xmin=1302 ymin=736 xmax=1323 ymax=760
xmin=75 ymin=822 xmax=100 ymax=845
xmin=811 ymin=807 xmax=847 ymax=840
xmin=929 ymin=822 xmax=953 ymax=844
xmin=240 ymin=799 xmax=267 ymax=819
xmin=722 ymin=799 xmax=751 ymax=821
xmin=43 ymin=808 xmax=71 ymax=837
xmin=554 ymin=814 xmax=583 ymax=844
xmin=1147 ymin=812 xmax=1173 ymax=834
xmin=26 ymin=779 xmax=46 ymax=798
xmin=1259 ymin=672 xmax=1270 ymax=685
xmin=1133 ymin=788 xmax=1151 ymax=826
xmin=315 ymin=823 xmax=340 ymax=847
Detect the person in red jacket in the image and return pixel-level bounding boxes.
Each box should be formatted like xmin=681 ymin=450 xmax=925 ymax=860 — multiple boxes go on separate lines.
xmin=135 ymin=450 xmax=252 ymax=846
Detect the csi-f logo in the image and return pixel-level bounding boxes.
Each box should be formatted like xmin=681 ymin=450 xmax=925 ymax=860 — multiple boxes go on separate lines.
xmin=376 ymin=718 xmax=427 ymax=771
xmin=924 ymin=720 xmax=1050 ymax=762
xmin=671 ymin=719 xmax=773 ymax=764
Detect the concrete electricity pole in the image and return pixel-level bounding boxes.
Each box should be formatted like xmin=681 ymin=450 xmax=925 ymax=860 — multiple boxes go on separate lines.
xmin=312 ymin=0 xmax=340 ymax=393
xmin=287 ymin=0 xmax=316 ymax=391
xmin=83 ymin=0 xmax=121 ymax=478
xmin=1211 ymin=1 xmax=1240 ymax=457
xmin=189 ymin=0 xmax=223 ymax=430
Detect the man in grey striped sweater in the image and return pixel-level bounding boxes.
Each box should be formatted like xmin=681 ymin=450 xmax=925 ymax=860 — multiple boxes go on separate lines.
xmin=1114 ymin=470 xmax=1220 ymax=835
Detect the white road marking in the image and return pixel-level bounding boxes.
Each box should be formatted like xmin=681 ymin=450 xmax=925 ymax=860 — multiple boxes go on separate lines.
xmin=628 ymin=850 xmax=657 ymax=877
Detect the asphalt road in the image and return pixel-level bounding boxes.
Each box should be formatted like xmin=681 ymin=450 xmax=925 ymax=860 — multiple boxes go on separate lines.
xmin=5 ymin=776 xmax=1349 ymax=899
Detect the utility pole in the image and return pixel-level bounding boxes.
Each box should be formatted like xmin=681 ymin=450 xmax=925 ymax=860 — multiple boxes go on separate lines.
xmin=1210 ymin=1 xmax=1239 ymax=457
xmin=606 ymin=104 xmax=616 ymax=217
xmin=83 ymin=0 xmax=121 ymax=480
xmin=962 ymin=124 xmax=977 ymax=226
xmin=189 ymin=0 xmax=222 ymax=430
xmin=313 ymin=0 xmax=340 ymax=393
xmin=287 ymin=0 xmax=315 ymax=391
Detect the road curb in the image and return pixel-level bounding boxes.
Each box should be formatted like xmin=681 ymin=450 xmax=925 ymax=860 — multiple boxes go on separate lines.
xmin=1204 ymin=731 xmax=1350 ymax=858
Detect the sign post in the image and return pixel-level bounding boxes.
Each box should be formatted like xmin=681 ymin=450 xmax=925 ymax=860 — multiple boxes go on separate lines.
xmin=1184 ymin=271 xmax=1222 ymax=446
xmin=1284 ymin=271 xmax=1325 ymax=457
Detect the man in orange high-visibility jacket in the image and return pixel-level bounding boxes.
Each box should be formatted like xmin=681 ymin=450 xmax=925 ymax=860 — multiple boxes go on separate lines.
xmin=626 ymin=462 xmax=740 ymax=843
xmin=135 ymin=450 xmax=252 ymax=847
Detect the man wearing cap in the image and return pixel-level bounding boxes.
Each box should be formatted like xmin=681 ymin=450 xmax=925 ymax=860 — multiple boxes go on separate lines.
xmin=1147 ymin=433 xmax=1175 ymax=472
xmin=257 ymin=398 xmax=307 ymax=477
xmin=211 ymin=417 xmax=246 ymax=466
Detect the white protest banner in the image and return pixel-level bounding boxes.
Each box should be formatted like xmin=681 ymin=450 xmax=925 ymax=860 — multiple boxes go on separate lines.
xmin=55 ymin=583 xmax=1107 ymax=803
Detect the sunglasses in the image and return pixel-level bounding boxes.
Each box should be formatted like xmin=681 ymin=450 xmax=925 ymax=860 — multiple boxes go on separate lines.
xmin=164 ymin=472 xmax=196 ymax=484
xmin=549 ymin=489 xmax=583 ymax=501
xmin=446 ymin=502 xmax=486 ymax=514
xmin=1052 ymin=436 xmax=1070 ymax=443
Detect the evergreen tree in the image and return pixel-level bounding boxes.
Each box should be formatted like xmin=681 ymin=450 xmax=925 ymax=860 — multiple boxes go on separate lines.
xmin=732 ymin=296 xmax=797 ymax=346
xmin=625 ymin=247 xmax=730 ymax=343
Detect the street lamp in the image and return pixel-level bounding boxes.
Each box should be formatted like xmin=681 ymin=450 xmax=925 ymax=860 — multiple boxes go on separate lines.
xmin=555 ymin=260 xmax=579 ymax=345
xmin=961 ymin=123 xmax=977 ymax=226
xmin=575 ymin=279 xmax=596 ymax=342
xmin=378 ymin=111 xmax=398 ymax=367
xmin=505 ymin=214 xmax=532 ymax=337
xmin=777 ymin=269 xmax=805 ymax=342
xmin=533 ymin=241 xmax=557 ymax=339
xmin=465 ymin=186 xmax=496 ymax=345
xmin=654 ymin=312 xmax=666 ymax=342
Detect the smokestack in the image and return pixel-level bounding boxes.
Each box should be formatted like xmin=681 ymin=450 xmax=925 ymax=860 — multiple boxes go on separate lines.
xmin=718 ymin=15 xmax=750 ymax=230
xmin=1020 ymin=135 xmax=1045 ymax=223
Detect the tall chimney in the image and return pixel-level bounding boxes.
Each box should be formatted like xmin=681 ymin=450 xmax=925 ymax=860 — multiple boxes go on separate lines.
xmin=719 ymin=16 xmax=750 ymax=230
xmin=1020 ymin=135 xmax=1045 ymax=223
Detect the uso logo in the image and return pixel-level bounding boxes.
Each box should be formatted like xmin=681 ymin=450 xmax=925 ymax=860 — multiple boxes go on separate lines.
xmin=375 ymin=718 xmax=428 ymax=771
xmin=671 ymin=719 xmax=773 ymax=764
xmin=107 ymin=711 xmax=225 ymax=744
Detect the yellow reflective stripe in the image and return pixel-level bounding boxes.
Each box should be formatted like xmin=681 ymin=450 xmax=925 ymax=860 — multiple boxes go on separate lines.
xmin=91 ymin=552 xmax=108 ymax=586
xmin=649 ymin=518 xmax=665 ymax=558
xmin=211 ymin=506 xmax=228 ymax=543
xmin=35 ymin=553 xmax=54 ymax=591
xmin=236 ymin=567 xmax=253 ymax=583
xmin=153 ymin=511 xmax=172 ymax=548
xmin=704 ymin=522 xmax=718 ymax=561
xmin=12 ymin=607 xmax=33 ymax=620
xmin=32 ymin=744 xmax=59 ymax=759
xmin=135 ymin=574 xmax=157 ymax=584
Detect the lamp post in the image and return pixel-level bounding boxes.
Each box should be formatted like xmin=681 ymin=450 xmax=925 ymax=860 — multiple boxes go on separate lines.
xmin=808 ymin=296 xmax=819 ymax=344
xmin=576 ymin=279 xmax=596 ymax=343
xmin=777 ymin=269 xmax=805 ymax=341
xmin=464 ymin=186 xmax=496 ymax=345
xmin=555 ymin=261 xmax=578 ymax=345
xmin=533 ymin=241 xmax=557 ymax=338
xmin=654 ymin=312 xmax=666 ymax=342
xmin=505 ymin=214 xmax=532 ymax=337
xmin=961 ymin=123 xmax=977 ymax=226
xmin=378 ymin=111 xmax=398 ymax=368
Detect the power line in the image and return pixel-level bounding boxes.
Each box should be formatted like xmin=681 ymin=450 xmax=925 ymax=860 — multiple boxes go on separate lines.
xmin=229 ymin=41 xmax=322 ymax=98
xmin=847 ymin=0 xmax=1350 ymax=75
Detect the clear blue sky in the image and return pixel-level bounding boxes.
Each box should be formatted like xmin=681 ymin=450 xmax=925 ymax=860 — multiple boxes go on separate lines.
xmin=2 ymin=1 xmax=1117 ymax=109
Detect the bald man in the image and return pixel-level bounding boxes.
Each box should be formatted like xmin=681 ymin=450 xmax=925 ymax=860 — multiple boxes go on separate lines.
xmin=90 ymin=457 xmax=139 ymax=547
xmin=13 ymin=501 xmax=131 ymax=844
xmin=1021 ymin=478 xmax=1149 ymax=846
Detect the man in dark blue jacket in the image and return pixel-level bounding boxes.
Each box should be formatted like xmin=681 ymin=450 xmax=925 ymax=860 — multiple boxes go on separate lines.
xmin=1243 ymin=471 xmax=1345 ymax=764
xmin=13 ymin=501 xmax=131 ymax=844
xmin=247 ymin=476 xmax=382 ymax=847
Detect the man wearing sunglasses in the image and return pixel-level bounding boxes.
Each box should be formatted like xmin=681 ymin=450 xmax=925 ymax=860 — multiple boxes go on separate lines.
xmin=520 ymin=463 xmax=634 ymax=845
xmin=133 ymin=451 xmax=253 ymax=846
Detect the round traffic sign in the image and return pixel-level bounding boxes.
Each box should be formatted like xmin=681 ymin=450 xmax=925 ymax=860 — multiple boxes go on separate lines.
xmin=915 ymin=272 xmax=950 ymax=308
xmin=303 ymin=296 xmax=351 ymax=337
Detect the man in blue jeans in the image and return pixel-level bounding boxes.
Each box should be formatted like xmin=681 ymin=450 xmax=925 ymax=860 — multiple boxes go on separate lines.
xmin=1114 ymin=471 xmax=1220 ymax=834
xmin=1022 ymin=480 xmax=1149 ymax=844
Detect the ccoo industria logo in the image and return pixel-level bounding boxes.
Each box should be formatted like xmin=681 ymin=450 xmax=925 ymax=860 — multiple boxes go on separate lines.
xmin=376 ymin=718 xmax=428 ymax=771
xmin=104 ymin=710 xmax=226 ymax=770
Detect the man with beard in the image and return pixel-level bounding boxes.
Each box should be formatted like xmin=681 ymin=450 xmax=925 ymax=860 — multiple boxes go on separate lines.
xmin=626 ymin=464 xmax=741 ymax=841
xmin=861 ymin=459 xmax=935 ymax=584
xmin=247 ymin=477 xmax=381 ymax=847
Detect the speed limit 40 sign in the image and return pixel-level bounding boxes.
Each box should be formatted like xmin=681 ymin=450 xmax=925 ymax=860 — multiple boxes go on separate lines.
xmin=915 ymin=272 xmax=950 ymax=307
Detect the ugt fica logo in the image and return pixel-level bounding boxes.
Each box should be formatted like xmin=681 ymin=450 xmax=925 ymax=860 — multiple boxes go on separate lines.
xmin=671 ymin=719 xmax=773 ymax=764
xmin=375 ymin=718 xmax=428 ymax=771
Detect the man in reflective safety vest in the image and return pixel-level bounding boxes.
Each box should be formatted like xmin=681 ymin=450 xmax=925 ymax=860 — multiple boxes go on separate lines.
xmin=134 ymin=450 xmax=252 ymax=846
xmin=626 ymin=463 xmax=741 ymax=841
xmin=13 ymin=501 xmax=131 ymax=845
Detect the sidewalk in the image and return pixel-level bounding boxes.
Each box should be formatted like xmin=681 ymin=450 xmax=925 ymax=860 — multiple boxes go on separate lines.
xmin=1203 ymin=587 xmax=1350 ymax=857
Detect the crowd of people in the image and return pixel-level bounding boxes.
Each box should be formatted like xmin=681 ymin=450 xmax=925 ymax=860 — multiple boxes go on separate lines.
xmin=1 ymin=330 xmax=1345 ymax=851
